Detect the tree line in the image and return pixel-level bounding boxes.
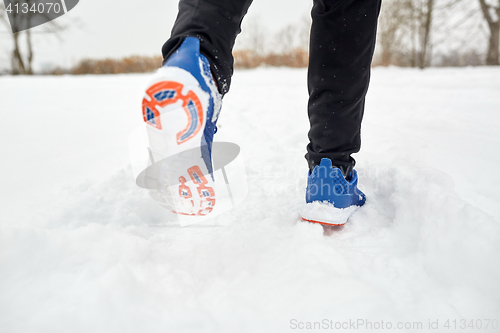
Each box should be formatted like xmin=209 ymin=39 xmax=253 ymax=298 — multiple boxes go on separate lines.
xmin=0 ymin=0 xmax=499 ymax=74
xmin=375 ymin=0 xmax=499 ymax=67
xmin=235 ymin=0 xmax=499 ymax=68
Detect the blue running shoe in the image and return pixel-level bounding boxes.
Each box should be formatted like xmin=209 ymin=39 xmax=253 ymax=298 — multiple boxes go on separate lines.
xmin=300 ymin=158 xmax=366 ymax=226
xmin=141 ymin=37 xmax=222 ymax=216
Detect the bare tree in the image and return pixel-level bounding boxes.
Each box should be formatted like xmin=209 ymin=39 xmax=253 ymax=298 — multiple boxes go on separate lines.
xmin=273 ymin=24 xmax=297 ymax=55
xmin=419 ymin=0 xmax=435 ymax=68
xmin=478 ymin=0 xmax=500 ymax=65
xmin=236 ymin=16 xmax=268 ymax=57
xmin=273 ymin=16 xmax=310 ymax=55
xmin=296 ymin=14 xmax=311 ymax=52
xmin=0 ymin=6 xmax=12 ymax=73
xmin=375 ymin=0 xmax=479 ymax=68
xmin=401 ymin=0 xmax=437 ymax=68
xmin=375 ymin=0 xmax=436 ymax=68
xmin=377 ymin=0 xmax=408 ymax=66
xmin=0 ymin=2 xmax=67 ymax=74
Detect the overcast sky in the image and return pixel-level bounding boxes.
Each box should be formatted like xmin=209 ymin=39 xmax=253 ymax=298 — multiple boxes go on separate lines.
xmin=0 ymin=0 xmax=312 ymax=71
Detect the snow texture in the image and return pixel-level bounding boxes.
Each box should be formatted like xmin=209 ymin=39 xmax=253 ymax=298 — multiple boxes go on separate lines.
xmin=1 ymin=67 xmax=499 ymax=332
xmin=300 ymin=201 xmax=360 ymax=225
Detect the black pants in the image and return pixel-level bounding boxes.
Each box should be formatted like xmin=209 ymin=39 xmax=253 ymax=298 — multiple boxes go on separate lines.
xmin=162 ymin=0 xmax=381 ymax=176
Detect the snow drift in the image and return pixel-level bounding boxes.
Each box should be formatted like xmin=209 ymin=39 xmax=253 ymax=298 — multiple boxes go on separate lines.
xmin=0 ymin=67 xmax=499 ymax=332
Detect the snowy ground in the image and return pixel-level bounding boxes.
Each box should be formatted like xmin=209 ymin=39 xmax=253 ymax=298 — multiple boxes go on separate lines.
xmin=1 ymin=67 xmax=499 ymax=332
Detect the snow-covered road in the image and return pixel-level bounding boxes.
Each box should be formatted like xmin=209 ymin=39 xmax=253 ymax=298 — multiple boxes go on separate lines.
xmin=1 ymin=67 xmax=499 ymax=332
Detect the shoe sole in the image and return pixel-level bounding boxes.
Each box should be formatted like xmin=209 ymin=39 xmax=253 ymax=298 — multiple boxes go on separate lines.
xmin=301 ymin=217 xmax=347 ymax=226
xmin=300 ymin=202 xmax=361 ymax=226
xmin=142 ymin=67 xmax=216 ymax=216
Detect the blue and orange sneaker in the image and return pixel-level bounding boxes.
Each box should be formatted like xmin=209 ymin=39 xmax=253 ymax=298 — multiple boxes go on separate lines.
xmin=141 ymin=37 xmax=222 ymax=216
xmin=300 ymin=158 xmax=366 ymax=226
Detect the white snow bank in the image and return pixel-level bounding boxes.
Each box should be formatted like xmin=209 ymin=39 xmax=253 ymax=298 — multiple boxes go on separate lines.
xmin=1 ymin=67 xmax=499 ymax=332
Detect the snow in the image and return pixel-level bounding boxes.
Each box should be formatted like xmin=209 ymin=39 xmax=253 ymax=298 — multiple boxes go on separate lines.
xmin=301 ymin=201 xmax=360 ymax=225
xmin=1 ymin=67 xmax=499 ymax=332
